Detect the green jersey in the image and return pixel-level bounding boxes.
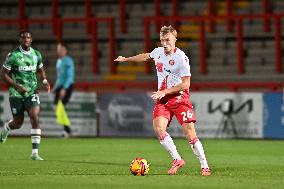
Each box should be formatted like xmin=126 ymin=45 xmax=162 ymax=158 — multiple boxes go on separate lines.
xmin=2 ymin=46 xmax=43 ymax=98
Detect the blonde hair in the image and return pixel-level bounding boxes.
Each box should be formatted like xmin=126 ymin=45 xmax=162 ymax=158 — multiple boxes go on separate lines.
xmin=160 ymin=25 xmax=177 ymax=38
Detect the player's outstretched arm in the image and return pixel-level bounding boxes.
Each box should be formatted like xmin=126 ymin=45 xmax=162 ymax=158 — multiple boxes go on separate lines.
xmin=114 ymin=53 xmax=151 ymax=63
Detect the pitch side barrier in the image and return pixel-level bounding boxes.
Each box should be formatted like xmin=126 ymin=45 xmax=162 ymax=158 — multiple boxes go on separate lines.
xmin=0 ymin=91 xmax=283 ymax=139
xmin=97 ymin=91 xmax=283 ymax=139
xmin=0 ymin=92 xmax=97 ymax=137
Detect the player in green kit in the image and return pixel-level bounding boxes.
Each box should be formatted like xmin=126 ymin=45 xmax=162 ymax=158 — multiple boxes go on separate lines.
xmin=0 ymin=30 xmax=50 ymax=160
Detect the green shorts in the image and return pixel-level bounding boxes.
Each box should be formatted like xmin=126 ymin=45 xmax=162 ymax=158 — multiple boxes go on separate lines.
xmin=9 ymin=94 xmax=40 ymax=116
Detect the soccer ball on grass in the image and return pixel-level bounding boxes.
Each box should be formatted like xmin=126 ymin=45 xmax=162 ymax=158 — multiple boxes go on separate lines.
xmin=129 ymin=157 xmax=150 ymax=176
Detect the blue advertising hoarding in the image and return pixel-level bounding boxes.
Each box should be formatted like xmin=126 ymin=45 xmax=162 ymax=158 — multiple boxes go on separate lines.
xmin=263 ymin=92 xmax=284 ymax=138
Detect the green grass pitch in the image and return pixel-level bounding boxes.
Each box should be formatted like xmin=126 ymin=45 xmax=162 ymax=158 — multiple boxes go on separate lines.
xmin=0 ymin=138 xmax=284 ymax=189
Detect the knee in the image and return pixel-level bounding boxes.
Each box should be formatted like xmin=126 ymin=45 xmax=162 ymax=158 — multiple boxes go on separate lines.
xmin=185 ymin=127 xmax=195 ymax=136
xmin=182 ymin=122 xmax=197 ymax=141
xmin=153 ymin=125 xmax=167 ymax=140
xmin=11 ymin=119 xmax=24 ymax=129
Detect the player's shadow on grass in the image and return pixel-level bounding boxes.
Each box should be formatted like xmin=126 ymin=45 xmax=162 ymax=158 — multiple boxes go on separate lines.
xmin=47 ymin=158 xmax=168 ymax=168
xmin=48 ymin=159 xmax=127 ymax=166
xmin=46 ymin=159 xmax=170 ymax=176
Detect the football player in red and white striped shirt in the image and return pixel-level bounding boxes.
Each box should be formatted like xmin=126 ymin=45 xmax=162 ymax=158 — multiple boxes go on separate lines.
xmin=115 ymin=25 xmax=211 ymax=176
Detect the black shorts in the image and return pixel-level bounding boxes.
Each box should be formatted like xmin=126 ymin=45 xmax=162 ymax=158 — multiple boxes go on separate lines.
xmin=9 ymin=93 xmax=40 ymax=116
xmin=54 ymin=84 xmax=73 ymax=105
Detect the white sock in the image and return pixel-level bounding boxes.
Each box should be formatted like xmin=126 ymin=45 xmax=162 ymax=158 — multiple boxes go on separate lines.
xmin=160 ymin=133 xmax=182 ymax=160
xmin=190 ymin=137 xmax=209 ymax=169
xmin=4 ymin=120 xmax=12 ymax=131
xmin=31 ymin=129 xmax=41 ymax=155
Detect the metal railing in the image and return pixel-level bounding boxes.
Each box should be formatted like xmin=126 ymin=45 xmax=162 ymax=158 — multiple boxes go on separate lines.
xmin=0 ymin=0 xmax=282 ymax=92
xmin=144 ymin=13 xmax=283 ymax=74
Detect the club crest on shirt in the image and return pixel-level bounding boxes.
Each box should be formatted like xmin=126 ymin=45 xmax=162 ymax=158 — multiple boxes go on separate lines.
xmin=169 ymin=59 xmax=175 ymax=65
xmin=33 ymin=55 xmax=38 ymax=63
xmin=156 ymin=63 xmax=163 ymax=72
xmin=17 ymin=57 xmax=24 ymax=62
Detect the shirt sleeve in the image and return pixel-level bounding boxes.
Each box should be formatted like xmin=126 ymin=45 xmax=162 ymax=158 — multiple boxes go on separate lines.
xmin=149 ymin=48 xmax=157 ymax=60
xmin=35 ymin=51 xmax=43 ymax=69
xmin=2 ymin=52 xmax=14 ymax=71
xmin=179 ymin=53 xmax=191 ymax=77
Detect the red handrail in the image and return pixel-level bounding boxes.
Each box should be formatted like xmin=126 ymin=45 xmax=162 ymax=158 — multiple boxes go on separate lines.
xmin=236 ymin=18 xmax=244 ymax=74
xmin=171 ymin=0 xmax=178 ymax=29
xmin=18 ymin=0 xmax=26 ymax=30
xmin=263 ymin=0 xmax=271 ymax=32
xmin=198 ymin=0 xmax=270 ymax=33
xmin=144 ymin=14 xmax=284 ymax=74
xmin=199 ymin=21 xmax=206 ymax=74
xmin=144 ymin=18 xmax=151 ymax=74
xmin=119 ymin=0 xmax=126 ymax=33
xmin=226 ymin=0 xmax=233 ymax=32
xmin=85 ymin=0 xmax=93 ymax=34
xmin=1 ymin=1 xmax=282 ymax=79
xmin=91 ymin=19 xmax=98 ymax=74
xmin=154 ymin=0 xmax=161 ymax=33
xmin=0 ymin=16 xmax=115 ymax=75
xmin=2 ymin=0 xmax=116 ymax=74
xmin=109 ymin=18 xmax=116 ymax=73
xmin=51 ymin=0 xmax=58 ymax=36
xmin=275 ymin=16 xmax=282 ymax=74
xmin=207 ymin=0 xmax=215 ymax=32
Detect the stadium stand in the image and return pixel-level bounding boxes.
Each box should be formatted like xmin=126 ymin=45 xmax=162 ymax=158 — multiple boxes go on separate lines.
xmin=0 ymin=0 xmax=283 ymax=91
